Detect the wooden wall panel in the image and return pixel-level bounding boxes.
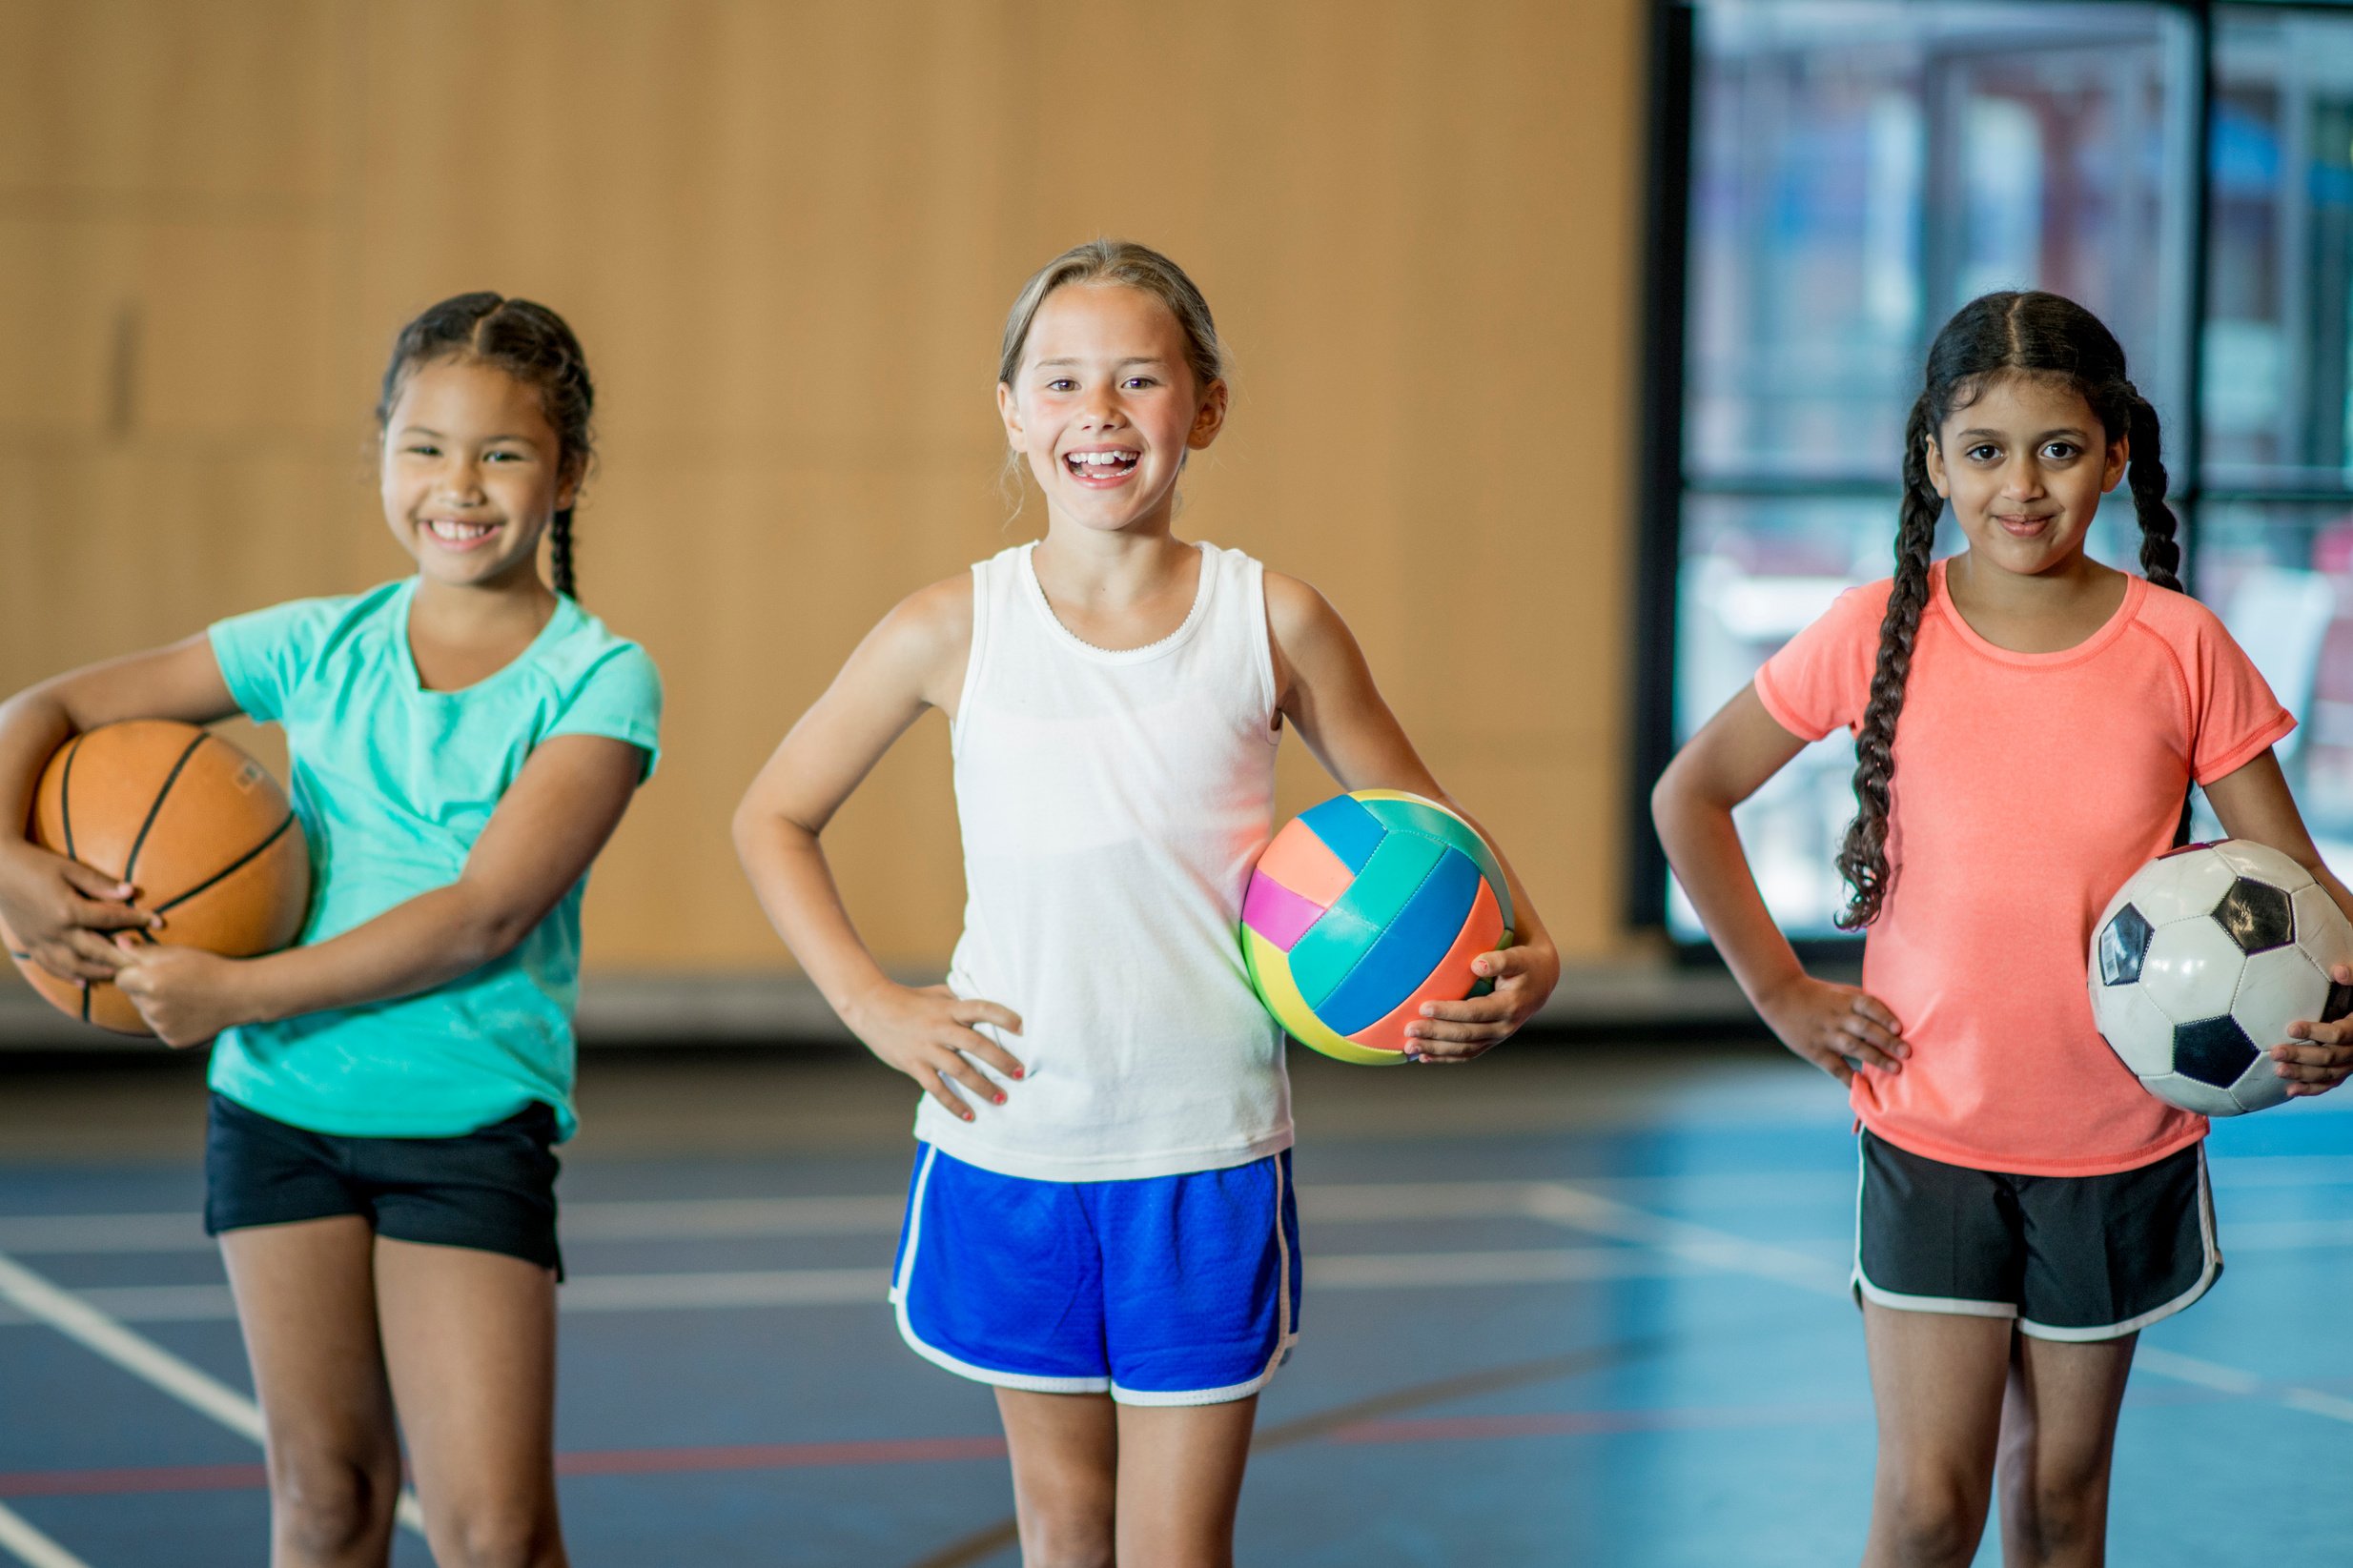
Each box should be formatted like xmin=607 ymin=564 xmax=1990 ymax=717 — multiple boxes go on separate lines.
xmin=0 ymin=0 xmax=1649 ymax=973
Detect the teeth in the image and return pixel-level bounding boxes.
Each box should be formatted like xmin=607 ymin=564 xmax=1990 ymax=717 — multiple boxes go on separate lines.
xmin=429 ymin=519 xmax=494 ymax=540
xmin=1069 ymin=452 xmax=1135 ymax=469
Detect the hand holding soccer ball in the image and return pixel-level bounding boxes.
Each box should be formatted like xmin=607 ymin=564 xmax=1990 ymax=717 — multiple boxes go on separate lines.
xmin=2089 ymin=840 xmax=2353 ymax=1115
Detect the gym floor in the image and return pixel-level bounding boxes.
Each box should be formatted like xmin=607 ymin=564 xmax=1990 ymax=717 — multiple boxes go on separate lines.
xmin=1 ymin=1041 xmax=2348 ymax=1567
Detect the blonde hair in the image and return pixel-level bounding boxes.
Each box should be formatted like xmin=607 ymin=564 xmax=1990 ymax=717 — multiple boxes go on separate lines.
xmin=996 ymin=238 xmax=1228 ymax=395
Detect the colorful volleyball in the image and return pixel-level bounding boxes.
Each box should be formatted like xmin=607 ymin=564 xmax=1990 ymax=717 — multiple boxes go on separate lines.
xmin=1241 ymin=789 xmax=1516 ymax=1065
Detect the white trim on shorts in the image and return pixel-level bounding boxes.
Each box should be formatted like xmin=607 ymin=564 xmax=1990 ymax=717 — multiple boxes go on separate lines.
xmin=1111 ymin=1151 xmax=1299 ymax=1408
xmin=1848 ymin=1136 xmax=2222 ymax=1341
xmin=2020 ymin=1144 xmax=2220 ymax=1342
xmin=1848 ymin=1143 xmax=2018 ymax=1319
xmin=888 ymin=1143 xmax=1299 ymax=1405
xmin=889 ymin=1145 xmax=1112 ymax=1395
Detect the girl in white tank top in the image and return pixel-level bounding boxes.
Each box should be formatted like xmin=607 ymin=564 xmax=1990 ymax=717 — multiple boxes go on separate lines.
xmin=736 ymin=240 xmax=1559 ymax=1562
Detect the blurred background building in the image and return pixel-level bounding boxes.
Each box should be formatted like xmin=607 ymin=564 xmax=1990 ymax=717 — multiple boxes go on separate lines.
xmin=6 ymin=0 xmax=2353 ymax=1028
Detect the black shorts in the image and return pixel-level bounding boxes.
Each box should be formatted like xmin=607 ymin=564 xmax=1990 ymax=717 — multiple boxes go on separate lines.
xmin=1852 ymin=1128 xmax=2217 ymax=1341
xmin=205 ymin=1093 xmax=563 ymax=1276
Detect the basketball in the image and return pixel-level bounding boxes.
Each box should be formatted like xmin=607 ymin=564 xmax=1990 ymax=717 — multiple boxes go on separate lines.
xmin=2 ymin=721 xmax=311 ymax=1035
xmin=1240 ymin=789 xmax=1515 ymax=1065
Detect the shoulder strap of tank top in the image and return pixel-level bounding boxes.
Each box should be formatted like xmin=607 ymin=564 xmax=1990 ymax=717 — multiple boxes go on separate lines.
xmin=950 ymin=551 xmax=1015 ymax=751
xmin=1199 ymin=545 xmax=1281 ymax=734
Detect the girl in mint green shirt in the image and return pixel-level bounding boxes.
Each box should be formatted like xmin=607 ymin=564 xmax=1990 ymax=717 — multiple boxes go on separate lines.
xmin=0 ymin=293 xmax=658 ymax=1567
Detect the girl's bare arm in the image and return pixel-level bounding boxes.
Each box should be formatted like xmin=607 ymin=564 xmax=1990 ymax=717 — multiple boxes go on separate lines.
xmin=0 ymin=637 xmax=239 ymax=980
xmin=731 ymin=579 xmax=1023 ymax=1121
xmin=1265 ymin=571 xmax=1558 ymax=1060
xmin=1651 ymin=684 xmax=1907 ymax=1084
xmin=113 ymin=733 xmax=648 ymax=1045
xmin=2204 ymin=747 xmax=2353 ymax=1094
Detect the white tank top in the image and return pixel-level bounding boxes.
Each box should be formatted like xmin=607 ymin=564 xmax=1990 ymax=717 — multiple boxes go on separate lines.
xmin=921 ymin=540 xmax=1292 ymax=1182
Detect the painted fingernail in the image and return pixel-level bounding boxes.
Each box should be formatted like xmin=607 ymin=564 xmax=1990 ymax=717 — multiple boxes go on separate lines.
xmin=1011 ymin=1068 xmax=1025 ymax=1079
xmin=993 ymin=1092 xmax=1007 ymax=1105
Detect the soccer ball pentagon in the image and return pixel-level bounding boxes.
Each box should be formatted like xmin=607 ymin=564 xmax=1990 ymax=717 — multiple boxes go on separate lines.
xmin=2088 ymin=839 xmax=2353 ymax=1115
xmin=1240 ymin=790 xmax=1514 ymax=1065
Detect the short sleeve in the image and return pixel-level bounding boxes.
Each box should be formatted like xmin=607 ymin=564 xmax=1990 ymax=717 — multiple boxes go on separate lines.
xmin=1752 ymin=583 xmax=1891 ymax=743
xmin=207 ymin=597 xmax=352 ymax=724
xmin=2184 ymin=611 xmax=2297 ymax=785
xmin=547 ymin=642 xmax=664 ymax=780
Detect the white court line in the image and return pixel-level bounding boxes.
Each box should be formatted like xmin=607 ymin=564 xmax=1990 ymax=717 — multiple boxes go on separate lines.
xmin=0 ymin=1248 xmax=1703 ymax=1325
xmin=1509 ymin=1185 xmax=2353 ymax=1431
xmin=0 ymin=1501 xmax=92 ymax=1568
xmin=0 ymin=1248 xmax=428 ymax=1538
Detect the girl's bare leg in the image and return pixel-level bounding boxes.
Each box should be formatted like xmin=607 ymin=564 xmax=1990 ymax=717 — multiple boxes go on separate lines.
xmin=373 ymin=1237 xmax=566 ymax=1568
xmin=1113 ymin=1396 xmax=1258 ymax=1568
xmin=1995 ymin=1333 xmax=2137 ymax=1568
xmin=997 ymin=1389 xmax=1119 ymax=1568
xmin=218 ymin=1218 xmax=402 ymax=1568
xmin=1862 ymin=1302 xmax=2014 ymax=1568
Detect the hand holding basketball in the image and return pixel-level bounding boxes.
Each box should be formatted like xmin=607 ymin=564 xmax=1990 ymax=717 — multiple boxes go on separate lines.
xmin=0 ymin=841 xmax=160 ymax=982
xmin=1402 ymin=939 xmax=1561 ymax=1064
xmin=111 ymin=940 xmax=249 ymax=1049
xmin=846 ymin=981 xmax=1025 ymax=1122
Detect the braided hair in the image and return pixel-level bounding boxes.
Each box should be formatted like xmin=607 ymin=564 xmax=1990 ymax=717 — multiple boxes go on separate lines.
xmin=1833 ymin=290 xmax=2182 ymax=929
xmin=376 ymin=293 xmax=596 ymax=600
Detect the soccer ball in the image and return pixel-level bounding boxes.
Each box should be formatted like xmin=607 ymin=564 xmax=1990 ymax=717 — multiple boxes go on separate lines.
xmin=2089 ymin=840 xmax=2353 ymax=1115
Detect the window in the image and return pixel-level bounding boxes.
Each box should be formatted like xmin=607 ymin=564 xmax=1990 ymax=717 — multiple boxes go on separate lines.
xmin=1639 ymin=1 xmax=2353 ymax=942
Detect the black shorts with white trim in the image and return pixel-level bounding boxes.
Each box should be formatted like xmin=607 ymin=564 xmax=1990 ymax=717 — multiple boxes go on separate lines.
xmin=1852 ymin=1127 xmax=2218 ymax=1342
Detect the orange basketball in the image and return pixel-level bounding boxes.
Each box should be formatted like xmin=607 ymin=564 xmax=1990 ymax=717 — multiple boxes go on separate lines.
xmin=2 ymin=721 xmax=311 ymax=1035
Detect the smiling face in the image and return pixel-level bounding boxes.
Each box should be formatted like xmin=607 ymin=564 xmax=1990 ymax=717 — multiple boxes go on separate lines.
xmin=996 ymin=282 xmax=1226 ymax=537
xmin=379 ymin=356 xmax=577 ymax=591
xmin=1926 ymin=373 xmax=2128 ymax=580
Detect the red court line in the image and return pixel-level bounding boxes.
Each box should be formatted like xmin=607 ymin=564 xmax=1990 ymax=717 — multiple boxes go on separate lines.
xmin=0 ymin=1462 xmax=268 ymax=1497
xmin=555 ymin=1436 xmax=1010 ymax=1476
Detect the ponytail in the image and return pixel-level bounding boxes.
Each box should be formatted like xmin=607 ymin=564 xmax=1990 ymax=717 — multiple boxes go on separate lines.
xmin=1834 ymin=397 xmax=1941 ymax=930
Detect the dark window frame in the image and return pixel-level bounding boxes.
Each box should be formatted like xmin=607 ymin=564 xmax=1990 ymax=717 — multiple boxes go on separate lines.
xmin=1627 ymin=0 xmax=2353 ymax=948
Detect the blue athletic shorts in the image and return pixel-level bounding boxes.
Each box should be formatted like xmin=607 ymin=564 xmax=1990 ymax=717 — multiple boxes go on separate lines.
xmin=889 ymin=1143 xmax=1301 ymax=1406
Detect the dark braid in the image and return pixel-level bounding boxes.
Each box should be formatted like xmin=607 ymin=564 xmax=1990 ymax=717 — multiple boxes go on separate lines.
xmin=376 ymin=292 xmax=596 ymax=600
xmin=1834 ymin=290 xmax=2177 ymax=927
xmin=1834 ymin=397 xmax=1942 ymax=929
xmin=2124 ymin=390 xmax=2182 ymax=592
xmin=547 ymin=509 xmax=577 ymax=599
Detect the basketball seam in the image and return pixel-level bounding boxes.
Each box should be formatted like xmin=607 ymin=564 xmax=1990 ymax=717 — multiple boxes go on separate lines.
xmin=153 ymin=812 xmax=297 ymax=916
xmin=121 ymin=731 xmax=213 ymax=886
xmin=56 ymin=730 xmax=88 ymax=863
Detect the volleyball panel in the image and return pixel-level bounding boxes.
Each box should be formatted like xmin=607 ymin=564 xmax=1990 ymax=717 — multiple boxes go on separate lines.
xmin=1352 ymin=790 xmax=1516 ymax=937
xmin=1242 ymin=924 xmax=1402 ymax=1066
xmin=1318 ymin=847 xmax=1483 ymax=1035
xmin=1294 ymin=793 xmax=1385 ymax=872
xmin=1252 ymin=818 xmax=1358 ymax=909
xmin=1346 ymin=878 xmax=1508 ymax=1052
xmin=1287 ymin=830 xmax=1447 ymax=1007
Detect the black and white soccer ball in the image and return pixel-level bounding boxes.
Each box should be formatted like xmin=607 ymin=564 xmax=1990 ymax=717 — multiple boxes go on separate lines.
xmin=2089 ymin=840 xmax=2353 ymax=1115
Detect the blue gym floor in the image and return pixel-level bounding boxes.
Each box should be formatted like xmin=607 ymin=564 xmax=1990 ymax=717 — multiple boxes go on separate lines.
xmin=1 ymin=1044 xmax=2348 ymax=1566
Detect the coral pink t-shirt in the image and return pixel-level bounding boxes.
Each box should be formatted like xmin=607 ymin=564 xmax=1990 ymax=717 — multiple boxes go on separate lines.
xmin=1755 ymin=563 xmax=2296 ymax=1175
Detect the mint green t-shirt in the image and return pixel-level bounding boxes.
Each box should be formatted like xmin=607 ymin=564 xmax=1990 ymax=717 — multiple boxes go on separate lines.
xmin=205 ymin=580 xmax=662 ymax=1139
